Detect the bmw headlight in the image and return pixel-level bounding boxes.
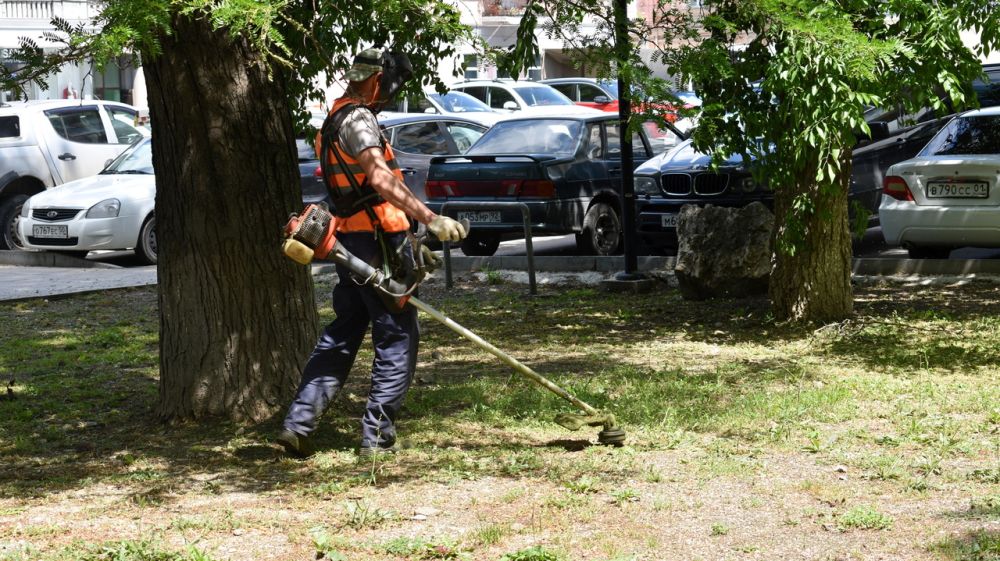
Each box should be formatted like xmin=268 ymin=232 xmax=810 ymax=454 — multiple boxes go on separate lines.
xmin=741 ymin=177 xmax=757 ymax=193
xmin=86 ymin=198 xmax=121 ymax=218
xmin=634 ymin=176 xmax=660 ymax=196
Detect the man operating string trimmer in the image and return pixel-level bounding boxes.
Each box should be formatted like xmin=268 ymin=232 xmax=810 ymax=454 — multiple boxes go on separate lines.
xmin=276 ymin=48 xmax=468 ymax=458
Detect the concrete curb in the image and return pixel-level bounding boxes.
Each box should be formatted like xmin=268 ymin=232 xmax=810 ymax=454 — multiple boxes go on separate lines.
xmin=852 ymin=258 xmax=1000 ymax=276
xmin=0 ymin=250 xmax=122 ymax=269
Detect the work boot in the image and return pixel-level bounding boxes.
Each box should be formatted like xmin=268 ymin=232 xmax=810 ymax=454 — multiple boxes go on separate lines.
xmin=358 ymin=443 xmax=398 ymax=459
xmin=275 ymin=429 xmax=314 ymax=458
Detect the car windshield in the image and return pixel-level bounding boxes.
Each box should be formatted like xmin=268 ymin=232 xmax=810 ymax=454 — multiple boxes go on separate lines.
xmin=429 ymin=92 xmax=493 ymax=113
xmin=920 ymin=115 xmax=1000 ymax=156
xmin=512 ymin=86 xmax=575 ymax=107
xmin=469 ymin=119 xmax=582 ymax=156
xmin=103 ymin=138 xmax=154 ymax=174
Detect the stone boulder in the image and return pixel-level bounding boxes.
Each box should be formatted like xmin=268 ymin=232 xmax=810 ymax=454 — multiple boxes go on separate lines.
xmin=674 ymin=202 xmax=774 ymax=300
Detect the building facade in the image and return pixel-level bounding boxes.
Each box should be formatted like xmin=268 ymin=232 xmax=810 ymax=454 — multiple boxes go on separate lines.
xmin=0 ymin=0 xmax=140 ymax=104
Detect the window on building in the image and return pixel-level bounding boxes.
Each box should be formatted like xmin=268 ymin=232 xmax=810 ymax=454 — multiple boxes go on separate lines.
xmin=94 ymin=60 xmax=122 ymax=102
xmin=463 ymin=54 xmax=478 ymax=80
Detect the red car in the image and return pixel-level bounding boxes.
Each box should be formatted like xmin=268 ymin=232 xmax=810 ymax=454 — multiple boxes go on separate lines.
xmin=541 ymin=77 xmax=689 ymax=124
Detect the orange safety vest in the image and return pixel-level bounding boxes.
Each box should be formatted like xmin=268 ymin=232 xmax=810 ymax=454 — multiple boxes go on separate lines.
xmin=316 ymin=97 xmax=410 ymax=233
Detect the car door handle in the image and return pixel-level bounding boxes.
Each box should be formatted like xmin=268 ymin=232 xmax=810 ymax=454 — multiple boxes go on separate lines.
xmin=58 ymin=153 xmax=77 ymax=161
xmin=608 ymin=167 xmax=622 ymax=174
xmin=400 ymin=167 xmax=417 ymax=176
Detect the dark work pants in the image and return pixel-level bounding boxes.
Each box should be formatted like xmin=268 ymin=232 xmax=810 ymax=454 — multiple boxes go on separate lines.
xmin=283 ymin=231 xmax=418 ymax=449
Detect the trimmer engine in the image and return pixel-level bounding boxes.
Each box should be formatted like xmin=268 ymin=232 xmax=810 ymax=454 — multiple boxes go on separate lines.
xmin=282 ymin=204 xmax=338 ymax=264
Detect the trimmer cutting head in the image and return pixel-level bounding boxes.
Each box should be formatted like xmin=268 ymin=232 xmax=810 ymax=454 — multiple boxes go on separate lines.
xmin=554 ymin=412 xmax=626 ymax=447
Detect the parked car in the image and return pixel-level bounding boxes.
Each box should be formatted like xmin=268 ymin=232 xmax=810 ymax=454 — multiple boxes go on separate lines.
xmin=879 ymin=107 xmax=1000 ymax=258
xmin=0 ymin=99 xmax=149 ymax=249
xmin=542 ymin=77 xmax=696 ymax=131
xmin=295 ymin=136 xmax=330 ymax=207
xmin=17 ymin=137 xmax=157 ymax=263
xmin=541 ymin=78 xmax=623 ymax=113
xmin=450 ymin=80 xmax=602 ymax=117
xmin=633 ymin=135 xmax=907 ymax=252
xmin=424 ymin=114 xmax=682 ymax=256
xmin=635 ymin=67 xmax=1000 ymax=252
xmin=380 ymin=90 xmax=506 ymax=126
xmin=378 ymin=113 xmax=492 ymax=201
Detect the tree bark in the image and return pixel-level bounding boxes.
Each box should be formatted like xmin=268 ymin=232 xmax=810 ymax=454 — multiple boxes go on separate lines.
xmin=144 ymin=13 xmax=318 ymax=422
xmin=769 ymin=152 xmax=854 ymax=323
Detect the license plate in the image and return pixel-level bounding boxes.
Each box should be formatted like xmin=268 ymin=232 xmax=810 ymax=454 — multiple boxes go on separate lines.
xmin=927 ymin=181 xmax=989 ymax=198
xmin=457 ymin=211 xmax=501 ymax=223
xmin=32 ymin=224 xmax=68 ymax=239
xmin=660 ymin=213 xmax=678 ymax=228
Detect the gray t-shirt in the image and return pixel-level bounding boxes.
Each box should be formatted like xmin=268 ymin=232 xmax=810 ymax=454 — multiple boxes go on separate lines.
xmin=337 ymin=106 xmax=383 ymax=158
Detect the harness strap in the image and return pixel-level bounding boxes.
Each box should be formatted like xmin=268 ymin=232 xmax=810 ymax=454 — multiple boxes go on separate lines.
xmin=319 ymin=103 xmax=386 ymax=227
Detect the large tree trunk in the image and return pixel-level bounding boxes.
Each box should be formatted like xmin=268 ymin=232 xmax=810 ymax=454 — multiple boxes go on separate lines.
xmin=144 ymin=13 xmax=318 ymax=422
xmin=769 ymin=152 xmax=854 ymax=323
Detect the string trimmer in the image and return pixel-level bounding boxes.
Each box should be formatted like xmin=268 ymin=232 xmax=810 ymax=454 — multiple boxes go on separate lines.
xmin=281 ymin=204 xmax=626 ymax=446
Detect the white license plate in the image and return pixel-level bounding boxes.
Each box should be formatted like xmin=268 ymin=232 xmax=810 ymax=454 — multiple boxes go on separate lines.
xmin=660 ymin=213 xmax=678 ymax=228
xmin=32 ymin=224 xmax=68 ymax=239
xmin=458 ymin=211 xmax=501 ymax=223
xmin=927 ymin=181 xmax=989 ymax=198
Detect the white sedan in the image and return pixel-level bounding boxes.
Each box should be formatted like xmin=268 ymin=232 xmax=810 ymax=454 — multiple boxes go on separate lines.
xmin=879 ymin=107 xmax=1000 ymax=259
xmin=17 ymin=138 xmax=157 ymax=263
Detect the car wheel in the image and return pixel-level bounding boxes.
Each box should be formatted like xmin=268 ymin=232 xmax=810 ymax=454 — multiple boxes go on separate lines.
xmin=460 ymin=232 xmax=500 ymax=256
xmin=0 ymin=194 xmax=29 ymax=251
xmin=135 ymin=213 xmax=157 ymax=265
xmin=907 ymin=245 xmax=951 ymax=259
xmin=577 ymin=202 xmax=621 ymax=256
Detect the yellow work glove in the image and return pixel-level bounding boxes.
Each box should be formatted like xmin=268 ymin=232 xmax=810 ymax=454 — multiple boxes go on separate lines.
xmin=427 ymin=215 xmax=468 ymax=242
xmin=420 ymin=244 xmax=442 ymax=272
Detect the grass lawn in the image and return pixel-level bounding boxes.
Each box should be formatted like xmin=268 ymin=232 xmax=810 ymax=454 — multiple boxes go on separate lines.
xmin=0 ymin=272 xmax=998 ymax=561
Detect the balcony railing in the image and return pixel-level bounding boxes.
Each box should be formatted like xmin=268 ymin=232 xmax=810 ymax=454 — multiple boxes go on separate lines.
xmin=481 ymin=0 xmax=527 ymax=17
xmin=2 ymin=1 xmax=55 ymax=19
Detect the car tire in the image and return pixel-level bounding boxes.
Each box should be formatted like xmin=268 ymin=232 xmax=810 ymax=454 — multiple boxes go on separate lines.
xmin=0 ymin=194 xmax=29 ymax=251
xmin=577 ymin=202 xmax=621 ymax=256
xmin=907 ymin=245 xmax=951 ymax=259
xmin=460 ymin=232 xmax=500 ymax=256
xmin=135 ymin=213 xmax=157 ymax=265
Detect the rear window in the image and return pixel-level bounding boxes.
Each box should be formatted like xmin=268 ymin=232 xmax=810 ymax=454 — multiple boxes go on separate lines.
xmin=920 ymin=115 xmax=1000 ymax=155
xmin=469 ymin=119 xmax=582 ymax=157
xmin=0 ymin=116 xmax=19 ymax=138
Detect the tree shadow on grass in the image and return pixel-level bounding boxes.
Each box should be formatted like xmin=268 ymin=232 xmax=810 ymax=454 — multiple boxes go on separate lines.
xmin=5 ymin=281 xmax=997 ymax=505
xmin=820 ymin=281 xmax=1000 ymax=372
xmin=928 ymin=529 xmax=1000 ymax=561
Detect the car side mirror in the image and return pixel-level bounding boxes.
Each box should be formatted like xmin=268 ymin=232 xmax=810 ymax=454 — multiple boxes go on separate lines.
xmin=593 ymin=95 xmax=611 ymax=104
xmin=502 ymin=101 xmax=518 ymax=111
xmin=104 ymin=159 xmax=113 ymax=169
xmin=424 ymin=107 xmax=437 ymax=114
